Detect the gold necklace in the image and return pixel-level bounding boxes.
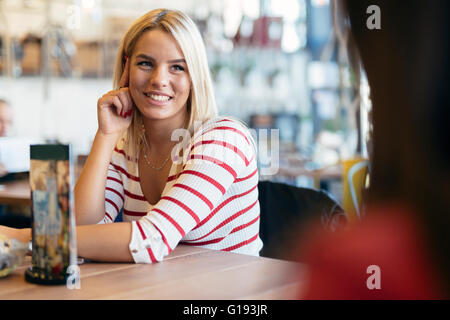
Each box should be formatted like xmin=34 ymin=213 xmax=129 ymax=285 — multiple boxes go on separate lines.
xmin=141 ymin=126 xmax=171 ymax=171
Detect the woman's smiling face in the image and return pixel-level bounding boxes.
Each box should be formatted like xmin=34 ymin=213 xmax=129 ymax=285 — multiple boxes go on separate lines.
xmin=129 ymin=28 xmax=191 ymax=122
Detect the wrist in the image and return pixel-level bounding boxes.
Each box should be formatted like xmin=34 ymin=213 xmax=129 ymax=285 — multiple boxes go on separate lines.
xmin=95 ymin=130 xmax=122 ymax=147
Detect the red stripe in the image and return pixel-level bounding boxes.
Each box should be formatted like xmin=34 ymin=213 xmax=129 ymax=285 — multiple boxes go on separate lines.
xmin=235 ymin=168 xmax=258 ymax=182
xmin=160 ymin=196 xmax=200 ymax=224
xmin=107 ymin=176 xmax=123 ymax=186
xmin=184 ymin=215 xmax=260 ymax=247
xmin=135 ymin=220 xmax=157 ymax=263
xmin=173 ymin=183 xmax=213 ymax=210
xmin=180 ymin=170 xmax=226 ymax=194
xmin=203 ymin=126 xmax=250 ymax=145
xmin=182 ymin=237 xmax=225 ymax=246
xmin=136 ymin=220 xmax=146 ymax=240
xmin=222 ymin=233 xmax=259 ymax=252
xmin=114 ymin=147 xmax=126 ymax=156
xmin=123 ymin=209 xmax=147 ymax=217
xmin=108 ymin=168 xmax=120 ymax=175
xmin=152 ymin=208 xmax=185 ymax=237
xmin=147 ymin=247 xmax=157 ymax=263
xmin=106 ymin=187 xmax=124 ymax=202
xmin=194 ymin=184 xmax=258 ymax=230
xmin=183 ymin=215 xmax=259 ymax=246
xmin=231 ymin=215 xmax=260 ymax=234
xmin=152 ymin=223 xmax=172 ymax=254
xmin=124 ymin=189 xmax=147 ymax=201
xmin=187 ymin=199 xmax=258 ymax=241
xmin=110 ymin=163 xmax=140 ymax=182
xmin=191 ymin=140 xmax=250 ymax=166
xmin=105 ymin=212 xmax=113 ymax=222
xmin=105 ymin=198 xmax=120 ymax=215
xmin=186 ymin=154 xmax=237 ymax=178
xmin=216 ymin=119 xmax=233 ymax=123
xmin=137 ymin=219 xmax=171 ymax=253
xmin=167 ymin=174 xmax=178 ymax=182
xmin=114 ymin=147 xmax=136 ymax=162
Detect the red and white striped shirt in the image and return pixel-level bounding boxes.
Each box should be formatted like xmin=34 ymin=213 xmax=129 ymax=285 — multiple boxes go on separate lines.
xmin=101 ymin=117 xmax=262 ymax=263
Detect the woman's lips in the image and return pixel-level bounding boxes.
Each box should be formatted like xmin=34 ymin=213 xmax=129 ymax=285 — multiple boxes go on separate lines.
xmin=144 ymin=92 xmax=172 ymax=105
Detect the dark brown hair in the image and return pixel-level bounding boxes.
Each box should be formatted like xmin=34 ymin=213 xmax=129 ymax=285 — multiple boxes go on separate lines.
xmin=345 ymin=0 xmax=450 ymax=294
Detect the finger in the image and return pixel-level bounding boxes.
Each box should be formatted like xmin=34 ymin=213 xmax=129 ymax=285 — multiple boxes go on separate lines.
xmin=124 ymin=90 xmax=134 ymax=117
xmin=110 ymin=95 xmax=124 ymax=116
xmin=117 ymin=90 xmax=131 ymax=117
xmin=99 ymin=94 xmax=123 ymax=116
xmin=119 ymin=88 xmax=135 ymax=117
xmin=118 ymin=56 xmax=130 ymax=88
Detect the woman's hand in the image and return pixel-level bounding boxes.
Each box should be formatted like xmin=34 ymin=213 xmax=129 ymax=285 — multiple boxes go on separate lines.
xmin=75 ymin=58 xmax=135 ymax=225
xmin=97 ymin=57 xmax=134 ymax=138
xmin=0 ymin=225 xmax=31 ymax=244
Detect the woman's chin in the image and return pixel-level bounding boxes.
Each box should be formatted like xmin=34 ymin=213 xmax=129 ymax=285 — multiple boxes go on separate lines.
xmin=140 ymin=112 xmax=171 ymax=121
xmin=136 ymin=103 xmax=188 ymax=122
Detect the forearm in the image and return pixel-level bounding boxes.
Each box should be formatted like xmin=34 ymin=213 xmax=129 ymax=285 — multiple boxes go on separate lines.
xmin=76 ymin=222 xmax=133 ymax=262
xmin=75 ymin=130 xmax=121 ymax=225
xmin=1 ymin=223 xmax=134 ymax=263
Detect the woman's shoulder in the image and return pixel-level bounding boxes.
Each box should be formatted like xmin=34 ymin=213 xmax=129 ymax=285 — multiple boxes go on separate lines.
xmin=202 ymin=115 xmax=249 ymax=129
xmin=110 ymin=138 xmax=137 ymax=169
xmin=193 ymin=116 xmax=254 ymax=145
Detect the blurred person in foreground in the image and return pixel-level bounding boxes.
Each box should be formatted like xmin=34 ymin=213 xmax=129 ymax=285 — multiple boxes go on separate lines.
xmin=296 ymin=0 xmax=450 ymax=299
xmin=0 ymin=99 xmax=14 ymax=177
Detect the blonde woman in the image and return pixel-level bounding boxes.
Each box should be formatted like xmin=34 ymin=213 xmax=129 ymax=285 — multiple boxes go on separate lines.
xmin=0 ymin=9 xmax=261 ymax=263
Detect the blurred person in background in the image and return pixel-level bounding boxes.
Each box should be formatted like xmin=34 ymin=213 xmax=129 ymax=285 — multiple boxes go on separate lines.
xmin=0 ymin=98 xmax=31 ymax=225
xmin=0 ymin=99 xmax=14 ymax=177
xmin=0 ymin=99 xmax=13 ymax=138
xmin=296 ymin=0 xmax=449 ymax=299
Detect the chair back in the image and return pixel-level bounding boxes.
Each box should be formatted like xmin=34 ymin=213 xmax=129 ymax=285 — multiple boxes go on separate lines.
xmin=258 ymin=180 xmax=347 ymax=260
xmin=342 ymin=158 xmax=370 ymax=222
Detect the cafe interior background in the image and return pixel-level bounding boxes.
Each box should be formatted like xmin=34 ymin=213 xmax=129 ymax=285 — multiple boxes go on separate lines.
xmin=0 ymin=0 xmax=371 ymax=218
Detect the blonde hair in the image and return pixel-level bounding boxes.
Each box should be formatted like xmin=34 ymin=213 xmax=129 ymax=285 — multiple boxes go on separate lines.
xmin=112 ymin=9 xmax=218 ymax=160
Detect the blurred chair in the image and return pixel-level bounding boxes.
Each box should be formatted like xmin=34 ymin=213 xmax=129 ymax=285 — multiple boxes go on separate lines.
xmin=342 ymin=158 xmax=370 ymax=222
xmin=258 ymin=180 xmax=347 ymax=260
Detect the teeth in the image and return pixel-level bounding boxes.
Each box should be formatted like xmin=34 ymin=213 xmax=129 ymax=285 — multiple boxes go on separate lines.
xmin=147 ymin=94 xmax=170 ymax=101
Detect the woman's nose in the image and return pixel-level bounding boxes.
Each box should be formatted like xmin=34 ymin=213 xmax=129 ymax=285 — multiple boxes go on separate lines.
xmin=150 ymin=66 xmax=168 ymax=87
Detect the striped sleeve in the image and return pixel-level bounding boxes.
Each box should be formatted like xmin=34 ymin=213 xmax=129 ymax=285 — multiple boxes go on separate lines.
xmin=129 ymin=119 xmax=256 ymax=263
xmin=98 ymin=152 xmax=125 ymax=224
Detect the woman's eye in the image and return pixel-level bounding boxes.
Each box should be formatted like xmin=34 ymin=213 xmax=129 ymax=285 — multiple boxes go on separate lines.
xmin=172 ymin=65 xmax=185 ymax=71
xmin=137 ymin=61 xmax=152 ymax=67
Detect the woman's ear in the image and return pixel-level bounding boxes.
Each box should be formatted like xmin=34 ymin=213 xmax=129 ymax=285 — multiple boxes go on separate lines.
xmin=118 ymin=56 xmax=130 ymax=88
xmin=122 ymin=55 xmax=129 ymax=68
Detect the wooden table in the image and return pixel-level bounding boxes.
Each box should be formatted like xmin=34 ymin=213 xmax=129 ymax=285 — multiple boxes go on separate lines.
xmin=0 ymin=159 xmax=86 ymax=207
xmin=278 ymin=163 xmax=342 ymax=188
xmin=0 ymin=179 xmax=31 ymax=206
xmin=0 ymin=246 xmax=305 ymax=300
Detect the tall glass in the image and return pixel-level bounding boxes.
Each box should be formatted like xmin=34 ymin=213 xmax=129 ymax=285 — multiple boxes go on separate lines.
xmin=25 ymin=144 xmax=77 ymax=285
